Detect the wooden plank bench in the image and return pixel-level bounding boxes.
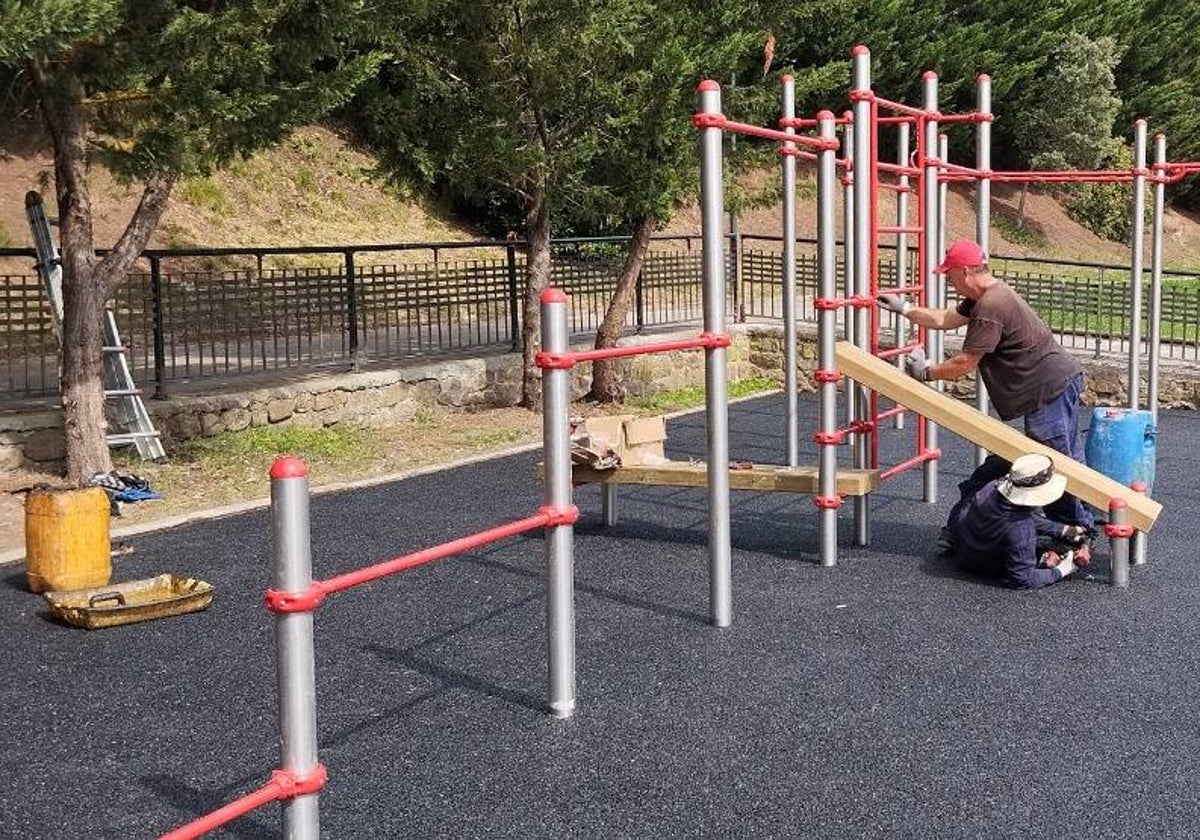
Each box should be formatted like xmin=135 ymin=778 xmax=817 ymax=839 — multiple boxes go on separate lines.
xmin=566 ymin=461 xmax=879 ymax=496
xmin=538 ymin=460 xmax=880 ymax=526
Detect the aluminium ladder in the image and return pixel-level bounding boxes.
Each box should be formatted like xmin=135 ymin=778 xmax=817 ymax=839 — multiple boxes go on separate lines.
xmin=24 ymin=191 xmax=166 ymax=461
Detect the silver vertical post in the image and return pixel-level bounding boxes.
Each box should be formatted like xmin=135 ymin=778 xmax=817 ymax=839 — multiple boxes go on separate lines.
xmin=842 ymin=115 xmax=856 ymax=429
xmin=893 ymin=121 xmax=910 ymax=431
xmin=781 ymin=75 xmax=800 ymax=466
xmin=974 ymin=74 xmax=993 ymax=465
xmin=1129 ymin=120 xmax=1147 ymax=410
xmin=1108 ymin=499 xmax=1130 ymax=588
xmin=270 ymin=458 xmax=321 ymax=839
xmin=816 ymin=111 xmax=841 ymax=568
xmin=938 ymin=133 xmax=949 ymax=282
xmin=851 ymin=45 xmax=872 ymax=547
xmin=540 ymin=289 xmax=576 ymax=717
xmin=698 ymin=80 xmax=733 ymax=627
xmin=922 ymin=71 xmax=941 ymax=503
xmin=1131 ymin=481 xmax=1148 ymax=567
xmin=1148 ymin=133 xmax=1166 ymax=427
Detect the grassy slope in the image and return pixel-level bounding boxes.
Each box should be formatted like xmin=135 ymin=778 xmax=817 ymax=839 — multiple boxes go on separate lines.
xmin=2 ymin=121 xmax=1199 ymax=269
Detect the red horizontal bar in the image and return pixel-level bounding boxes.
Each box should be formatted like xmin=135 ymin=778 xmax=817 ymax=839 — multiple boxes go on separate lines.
xmin=880 ymin=449 xmax=940 ymax=481
xmin=877 ymin=161 xmax=921 ymax=176
xmin=779 ymin=115 xmax=850 ymax=129
xmin=876 ymin=406 xmax=906 ymax=421
xmin=875 ymin=341 xmax=921 ymax=361
xmin=877 ymin=115 xmax=918 ymax=125
xmin=321 ymin=512 xmax=556 ymax=597
xmin=709 ymin=116 xmax=840 ymax=150
xmin=867 ymin=95 xmax=931 ymax=119
xmin=877 ymin=225 xmax=923 ymax=235
xmin=937 ymin=112 xmax=993 ymax=124
xmin=570 ymin=334 xmax=730 ymax=364
xmin=161 ymin=767 xmax=327 ymax=840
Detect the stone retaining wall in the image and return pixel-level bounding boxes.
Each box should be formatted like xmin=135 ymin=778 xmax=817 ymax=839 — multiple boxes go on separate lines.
xmin=2 ymin=324 xmax=1196 ymax=474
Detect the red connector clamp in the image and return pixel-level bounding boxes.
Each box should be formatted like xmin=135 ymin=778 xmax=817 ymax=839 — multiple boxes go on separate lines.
xmin=270 ymin=764 xmax=329 ymax=799
xmin=848 ymin=420 xmax=875 ymax=435
xmin=265 ymin=582 xmax=330 ymax=614
xmin=848 ymin=295 xmax=875 ymax=309
xmin=813 ymin=495 xmax=843 ymax=510
xmin=813 ymin=430 xmax=844 ymax=445
xmin=1104 ymin=522 xmax=1135 ymax=539
xmin=847 ymin=90 xmax=874 ymax=102
xmin=813 ymin=369 xmax=841 ymax=384
xmin=699 ymin=331 xmax=732 ymax=348
xmin=534 ymin=351 xmax=576 ymax=370
xmin=692 ymin=113 xmax=727 ymax=129
xmin=539 ymin=504 xmax=580 ymax=527
xmin=814 ymin=297 xmax=844 ymax=311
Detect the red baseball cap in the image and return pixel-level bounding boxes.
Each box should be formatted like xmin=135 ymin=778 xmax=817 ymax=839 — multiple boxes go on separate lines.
xmin=934 ymin=240 xmax=987 ymax=274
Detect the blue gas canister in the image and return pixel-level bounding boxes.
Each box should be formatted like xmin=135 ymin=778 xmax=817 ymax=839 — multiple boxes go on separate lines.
xmin=1084 ymin=408 xmax=1157 ymax=494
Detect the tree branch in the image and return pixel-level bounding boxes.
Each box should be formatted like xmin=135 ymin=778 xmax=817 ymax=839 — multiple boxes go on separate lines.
xmin=97 ymin=171 xmax=177 ymax=295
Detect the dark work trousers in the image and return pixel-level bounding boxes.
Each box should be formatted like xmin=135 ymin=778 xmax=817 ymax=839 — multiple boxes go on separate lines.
xmin=945 ymin=372 xmax=1093 ymax=531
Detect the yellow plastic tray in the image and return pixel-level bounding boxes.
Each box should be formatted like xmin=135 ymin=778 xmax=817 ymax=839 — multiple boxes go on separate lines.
xmin=43 ymin=574 xmax=213 ymax=630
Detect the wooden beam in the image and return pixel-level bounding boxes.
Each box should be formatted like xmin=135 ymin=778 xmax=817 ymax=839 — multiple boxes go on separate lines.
xmin=835 ymin=341 xmax=1162 ymax=532
xmin=540 ymin=461 xmax=879 ymax=496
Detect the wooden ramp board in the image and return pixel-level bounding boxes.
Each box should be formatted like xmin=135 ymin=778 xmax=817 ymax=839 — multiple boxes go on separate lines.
xmin=549 ymin=461 xmax=879 ymax=496
xmin=835 ymin=340 xmax=1162 ymax=532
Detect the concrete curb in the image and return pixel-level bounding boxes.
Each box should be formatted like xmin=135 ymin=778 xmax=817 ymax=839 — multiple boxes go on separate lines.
xmin=0 ymin=390 xmax=780 ymax=569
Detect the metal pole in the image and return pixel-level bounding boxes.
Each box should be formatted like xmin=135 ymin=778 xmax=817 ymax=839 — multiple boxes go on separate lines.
xmin=921 ymin=71 xmax=941 ymax=503
xmin=540 ymin=289 xmax=577 ymax=718
xmin=781 ymin=75 xmax=799 ymax=466
xmin=345 ymin=250 xmax=358 ymax=370
xmin=270 ymin=458 xmax=321 ymax=839
xmin=150 ymin=256 xmax=167 ymax=400
xmin=1108 ymin=498 xmax=1130 ymax=588
xmin=842 ymin=112 xmax=856 ymax=417
xmin=1131 ymin=481 xmax=1148 ymax=567
xmin=817 ymin=111 xmax=840 ymax=567
xmin=698 ymin=80 xmax=733 ymax=627
xmin=507 ymin=245 xmax=521 ymax=352
xmin=1129 ymin=120 xmax=1147 ymax=410
xmin=1148 ymin=133 xmax=1166 ymax=426
xmin=851 ymin=46 xmax=872 ymax=547
xmin=893 ymin=122 xmax=910 ymax=431
xmin=974 ymin=74 xmax=993 ymax=465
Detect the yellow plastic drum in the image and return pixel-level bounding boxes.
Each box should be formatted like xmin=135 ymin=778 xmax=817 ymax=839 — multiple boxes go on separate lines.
xmin=24 ymin=487 xmax=112 ymax=593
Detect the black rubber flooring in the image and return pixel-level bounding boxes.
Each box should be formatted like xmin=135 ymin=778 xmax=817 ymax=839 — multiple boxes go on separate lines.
xmin=1 ymin=393 xmax=1197 ymax=839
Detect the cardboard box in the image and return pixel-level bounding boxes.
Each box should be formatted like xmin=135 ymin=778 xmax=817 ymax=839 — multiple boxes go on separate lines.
xmin=621 ymin=416 xmax=667 ymax=466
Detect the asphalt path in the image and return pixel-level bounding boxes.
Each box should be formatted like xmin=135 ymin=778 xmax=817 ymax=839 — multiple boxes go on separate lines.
xmin=1 ymin=393 xmax=1197 ymax=839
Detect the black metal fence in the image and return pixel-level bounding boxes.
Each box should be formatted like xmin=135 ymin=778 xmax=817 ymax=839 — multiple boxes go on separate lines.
xmin=2 ymin=233 xmax=1198 ymax=403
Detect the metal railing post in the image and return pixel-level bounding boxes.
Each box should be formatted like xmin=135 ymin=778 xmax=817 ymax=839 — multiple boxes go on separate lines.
xmin=634 ymin=268 xmax=645 ymax=334
xmin=507 ymin=244 xmax=521 ymax=351
xmin=344 ymin=249 xmax=359 ymax=370
xmin=150 ymin=256 xmax=166 ymax=399
xmin=270 ymin=457 xmax=321 ymax=838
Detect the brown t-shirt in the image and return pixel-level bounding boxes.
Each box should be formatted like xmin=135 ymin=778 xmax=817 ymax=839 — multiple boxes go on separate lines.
xmin=955 ymin=281 xmax=1080 ymax=421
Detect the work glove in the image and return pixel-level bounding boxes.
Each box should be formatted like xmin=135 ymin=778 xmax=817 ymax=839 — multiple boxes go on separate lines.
xmin=1055 ymin=554 xmax=1078 ymax=579
xmin=877 ymin=292 xmax=912 ymax=315
xmin=904 ymin=346 xmax=931 ymax=382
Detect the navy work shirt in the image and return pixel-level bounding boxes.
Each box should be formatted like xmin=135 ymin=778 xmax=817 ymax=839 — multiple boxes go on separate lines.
xmin=948 ymin=481 xmax=1067 ymax=590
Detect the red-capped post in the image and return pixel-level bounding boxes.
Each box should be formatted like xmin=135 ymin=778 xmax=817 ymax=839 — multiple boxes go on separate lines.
xmin=538 ymin=288 xmax=576 ymax=717
xmin=268 ymin=456 xmax=321 ymax=836
xmin=1107 ymin=498 xmax=1131 ymax=588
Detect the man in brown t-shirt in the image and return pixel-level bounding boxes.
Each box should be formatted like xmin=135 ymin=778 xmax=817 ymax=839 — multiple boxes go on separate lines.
xmin=878 ymin=239 xmax=1094 ymax=541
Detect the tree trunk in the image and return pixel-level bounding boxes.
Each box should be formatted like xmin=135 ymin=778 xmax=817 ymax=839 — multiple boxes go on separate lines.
xmin=588 ymin=214 xmax=657 ymax=403
xmin=519 ymin=187 xmax=551 ymax=409
xmin=32 ymin=61 xmax=177 ymax=484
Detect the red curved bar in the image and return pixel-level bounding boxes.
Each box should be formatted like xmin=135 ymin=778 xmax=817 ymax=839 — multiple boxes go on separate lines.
xmin=879 ymin=449 xmax=941 ymax=481
xmin=693 ymin=113 xmax=840 ymax=150
xmin=564 ymin=333 xmax=731 ymax=366
xmin=161 ymin=765 xmax=328 ymax=840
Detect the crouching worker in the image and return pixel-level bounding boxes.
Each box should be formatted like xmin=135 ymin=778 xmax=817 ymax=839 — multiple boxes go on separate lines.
xmin=949 ymin=453 xmax=1091 ymax=589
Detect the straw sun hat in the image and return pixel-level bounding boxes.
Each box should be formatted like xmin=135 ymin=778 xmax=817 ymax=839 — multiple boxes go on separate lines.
xmin=997 ymin=453 xmax=1068 ymax=508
